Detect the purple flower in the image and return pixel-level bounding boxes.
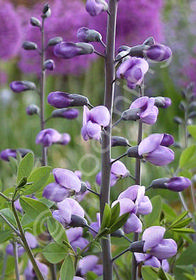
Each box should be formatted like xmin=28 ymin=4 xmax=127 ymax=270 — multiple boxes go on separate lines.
xmin=26 ymin=104 xmax=40 ymax=116
xmin=52 ymin=198 xmax=84 ymax=227
xmin=66 ymin=227 xmax=89 ymax=252
xmin=142 ymin=226 xmax=177 ymax=259
xmin=154 ymin=97 xmax=172 ymax=108
xmin=43 ymin=168 xmax=81 ymax=202
xmin=81 ymin=105 xmax=110 ymax=141
xmin=10 ymin=81 xmax=36 ymax=93
xmin=0 ymin=1 xmax=22 ymax=60
xmin=129 ymin=96 xmax=159 ymax=125
xmin=36 ymin=128 xmax=70 ymax=147
xmin=48 ymin=92 xmax=89 ymax=109
xmin=24 ymin=260 xmax=48 ymax=280
xmin=134 ymin=253 xmax=169 ymax=272
xmin=86 ymin=0 xmax=108 ymax=16
xmin=51 ymin=108 xmax=79 ymax=119
xmin=116 ymin=57 xmax=149 ymax=89
xmin=77 ymin=255 xmax=103 ymax=276
xmin=90 ymin=213 xmax=100 ymax=237
xmin=44 ymin=59 xmax=55 ymax=71
xmin=77 ymin=27 xmax=102 ymax=43
xmin=0 ymin=148 xmax=32 ymax=162
xmin=167 ymin=177 xmax=191 ymax=192
xmin=96 ymin=160 xmax=130 ymax=187
xmin=138 ymin=133 xmax=174 ymax=166
xmin=54 ymin=42 xmax=94 ymax=59
xmin=144 ymin=44 xmax=172 ymax=62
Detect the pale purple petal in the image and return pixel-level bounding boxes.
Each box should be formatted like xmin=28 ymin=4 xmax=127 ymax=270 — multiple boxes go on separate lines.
xmin=52 ymin=209 xmax=72 ymax=226
xmin=66 ymin=227 xmax=83 ymax=243
xmin=96 ymin=172 xmax=101 ymax=185
xmin=137 ymin=196 xmax=152 ymax=215
xmin=134 ymin=253 xmax=149 ymax=263
xmin=142 ymin=226 xmax=165 ymax=252
xmin=78 ymin=255 xmax=99 ymax=275
xmin=92 ymin=264 xmax=103 ymax=276
xmin=85 ymin=120 xmax=102 ymax=140
xmin=118 ymin=185 xmax=140 ymax=201
xmin=81 ymin=124 xmax=89 ymax=141
xmin=144 ymin=256 xmax=161 ymax=268
xmin=58 ymin=198 xmax=85 ymax=218
xmin=83 ymin=105 xmax=90 ymax=126
xmin=162 ymin=259 xmax=169 ymax=272
xmin=43 ymin=183 xmax=70 ymax=202
xmin=145 ymin=146 xmax=174 ymax=166
xmin=140 ymin=106 xmax=158 ymax=125
xmin=90 ymin=106 xmax=110 ymax=127
xmin=150 ymin=239 xmax=177 ymax=260
xmin=110 ymin=173 xmax=118 ymax=187
xmin=53 ymin=168 xmax=81 ymax=192
xmin=71 ymin=237 xmax=89 ymax=252
xmin=130 ymin=96 xmax=149 ymax=110
xmin=25 ymin=232 xmax=38 ymax=249
xmin=124 ymin=213 xmax=142 ymax=234
xmin=112 ymin=198 xmax=136 ymax=216
xmin=167 ymin=177 xmax=191 ymax=192
xmin=138 ymin=134 xmax=163 ymax=156
xmin=116 ymin=58 xmax=134 ymax=79
xmin=111 ymin=160 xmax=130 ymax=177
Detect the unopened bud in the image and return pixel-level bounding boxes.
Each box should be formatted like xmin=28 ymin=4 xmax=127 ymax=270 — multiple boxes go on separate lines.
xmin=75 ymin=42 xmax=94 ymax=55
xmin=154 ymin=96 xmax=171 ymax=108
xmin=173 ymin=116 xmax=183 ymax=125
xmin=22 ymin=41 xmax=37 ymax=50
xmin=10 ymin=81 xmax=36 ymax=93
xmin=179 ymin=101 xmax=186 ymax=111
xmin=111 ymin=136 xmax=130 ymax=147
xmin=30 ymin=17 xmax=41 ymax=28
xmin=129 ymin=240 xmax=145 ymax=253
xmin=127 ymin=146 xmax=142 ymax=159
xmin=121 ymin=108 xmax=140 ymax=121
xmin=47 ymin=37 xmax=63 ymax=46
xmin=48 ymin=91 xmax=89 ymax=108
xmin=111 ymin=228 xmax=125 ymax=238
xmin=188 ymin=111 xmax=196 ymax=119
xmin=44 ymin=59 xmax=55 ymax=71
xmin=77 ymin=27 xmax=102 ymax=43
xmin=143 ymin=37 xmax=155 ymax=46
xmin=70 ymin=214 xmax=88 ymax=227
xmin=51 ymin=108 xmax=79 ymax=119
xmin=149 ymin=178 xmax=169 ymax=190
xmin=42 ymin=3 xmax=51 ymax=18
xmin=26 ymin=104 xmax=40 ymax=115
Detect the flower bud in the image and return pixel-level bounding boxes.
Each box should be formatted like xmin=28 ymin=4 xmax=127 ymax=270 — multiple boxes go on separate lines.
xmin=144 ymin=44 xmax=172 ymax=62
xmin=188 ymin=101 xmax=196 ymax=112
xmin=143 ymin=37 xmax=155 ymax=46
xmin=30 ymin=17 xmax=41 ymax=28
xmin=42 ymin=3 xmax=51 ymax=18
xmin=188 ymin=111 xmax=196 ymax=119
xmin=149 ymin=178 xmax=169 ymax=190
xmin=86 ymin=0 xmax=108 ymax=16
xmin=26 ymin=104 xmax=40 ymax=116
xmin=51 ymin=108 xmax=79 ymax=119
xmin=111 ymin=228 xmax=125 ymax=238
xmin=75 ymin=42 xmax=94 ymax=55
xmin=10 ymin=81 xmax=36 ymax=93
xmin=150 ymin=177 xmax=191 ymax=192
xmin=22 ymin=41 xmax=37 ymax=50
xmin=77 ymin=27 xmax=102 ymax=43
xmin=115 ymin=50 xmax=130 ymax=62
xmin=44 ymin=59 xmax=55 ymax=71
xmin=179 ymin=101 xmax=186 ymax=111
xmin=47 ymin=37 xmax=63 ymax=46
xmin=129 ymin=240 xmax=145 ymax=253
xmin=127 ymin=146 xmax=142 ymax=159
xmin=48 ymin=91 xmax=89 ymax=108
xmin=70 ymin=214 xmax=88 ymax=228
xmin=111 ymin=136 xmax=130 ymax=147
xmin=121 ymin=108 xmax=141 ymax=121
xmin=154 ymin=97 xmax=171 ymax=108
xmin=118 ymin=45 xmax=131 ymax=53
xmin=173 ymin=116 xmax=183 ymax=125
xmin=54 ymin=42 xmax=94 ymax=59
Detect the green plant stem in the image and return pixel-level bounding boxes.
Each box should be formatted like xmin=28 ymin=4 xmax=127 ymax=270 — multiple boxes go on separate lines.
xmin=13 ymin=242 xmax=20 ymax=280
xmin=0 ymin=192 xmax=10 ymax=202
xmin=112 ymin=248 xmax=130 ymax=262
xmin=100 ymin=1 xmax=118 ymax=280
xmin=40 ymin=16 xmax=47 ymax=166
xmin=1 ymin=252 xmax=7 ymax=280
xmin=131 ymin=85 xmax=143 ymax=280
xmin=11 ymin=201 xmax=44 ymax=280
xmin=0 ymin=212 xmax=21 ymax=237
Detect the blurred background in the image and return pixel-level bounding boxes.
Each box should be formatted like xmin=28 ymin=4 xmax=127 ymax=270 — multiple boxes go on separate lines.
xmin=0 ymin=0 xmax=196 ymax=208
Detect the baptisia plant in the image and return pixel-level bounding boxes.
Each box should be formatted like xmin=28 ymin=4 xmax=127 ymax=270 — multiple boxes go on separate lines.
xmin=0 ymin=2 xmax=194 ymax=280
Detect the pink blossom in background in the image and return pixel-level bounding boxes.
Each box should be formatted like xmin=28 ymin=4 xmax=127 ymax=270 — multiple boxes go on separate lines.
xmin=0 ymin=0 xmax=22 ymax=60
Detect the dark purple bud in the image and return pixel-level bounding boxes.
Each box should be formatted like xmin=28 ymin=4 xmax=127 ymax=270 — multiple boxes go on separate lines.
xmin=0 ymin=149 xmax=17 ymax=161
xmin=48 ymin=91 xmax=89 ymax=108
xmin=86 ymin=0 xmax=108 ymax=16
xmin=127 ymin=146 xmax=142 ymax=159
xmin=143 ymin=37 xmax=155 ymax=46
xmin=173 ymin=116 xmax=183 ymax=125
xmin=75 ymin=42 xmax=94 ymax=54
xmin=144 ymin=44 xmax=172 ymax=62
xmin=30 ymin=17 xmax=41 ymax=28
xmin=188 ymin=111 xmax=196 ymax=119
xmin=54 ymin=42 xmax=94 ymax=59
xmin=160 ymin=134 xmax=174 ymax=147
xmin=26 ymin=104 xmax=40 ymax=116
xmin=70 ymin=214 xmax=88 ymax=228
xmin=129 ymin=240 xmax=145 ymax=253
xmin=10 ymin=81 xmax=36 ymax=93
xmin=17 ymin=148 xmax=33 ymax=157
xmin=179 ymin=101 xmax=186 ymax=111
xmin=166 ymin=177 xmax=191 ymax=192
xmin=42 ymin=3 xmax=51 ymax=18
xmin=77 ymin=27 xmax=102 ymax=43
xmin=111 ymin=136 xmax=130 ymax=147
xmin=22 ymin=41 xmax=37 ymax=50
xmin=44 ymin=59 xmax=55 ymax=71
xmin=121 ymin=108 xmax=141 ymax=121
xmin=154 ymin=97 xmax=172 ymax=108
xmin=188 ymin=101 xmax=196 ymax=112
xmin=47 ymin=37 xmax=63 ymax=46
xmin=51 ymin=108 xmax=79 ymax=119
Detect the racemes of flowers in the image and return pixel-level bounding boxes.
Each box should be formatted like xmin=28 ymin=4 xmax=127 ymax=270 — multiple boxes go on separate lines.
xmin=0 ymin=2 xmax=194 ymax=280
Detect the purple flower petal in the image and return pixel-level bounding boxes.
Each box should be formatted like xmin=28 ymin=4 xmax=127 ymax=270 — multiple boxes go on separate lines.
xmin=124 ymin=213 xmax=142 ymax=234
xmin=150 ymin=239 xmax=177 ymax=260
xmin=137 ymin=196 xmax=152 ymax=215
xmin=90 ymin=106 xmax=110 ymax=127
xmin=53 ymin=168 xmax=81 ymax=192
xmin=130 ymin=96 xmax=149 ymax=110
xmin=43 ymin=183 xmax=70 ymax=202
xmin=142 ymin=226 xmax=165 ymax=252
xmin=52 ymin=209 xmax=71 ymax=226
xmin=66 ymin=227 xmax=83 ymax=243
xmin=138 ymin=134 xmax=163 ymax=156
xmin=85 ymin=120 xmax=102 ymax=140
xmin=83 ymin=105 xmax=90 ymax=126
xmin=57 ymin=198 xmax=85 ymax=218
xmin=25 ymin=232 xmax=38 ymax=249
xmin=167 ymin=176 xmax=191 ymax=192
xmin=71 ymin=237 xmax=89 ymax=252
xmin=144 ymin=256 xmax=161 ymax=268
xmin=134 ymin=253 xmax=149 ymax=263
xmin=112 ymin=198 xmax=136 ymax=216
xmin=47 ymin=91 xmax=72 ymax=108
xmin=118 ymin=185 xmax=141 ymax=201
xmin=78 ymin=255 xmax=99 ymax=275
xmin=160 ymin=134 xmax=174 ymax=147
xmin=146 ymin=146 xmax=174 ymax=166
xmin=0 ymin=149 xmax=17 ymax=161
xmin=111 ymin=160 xmax=130 ymax=177
xmin=162 ymin=259 xmax=169 ymax=272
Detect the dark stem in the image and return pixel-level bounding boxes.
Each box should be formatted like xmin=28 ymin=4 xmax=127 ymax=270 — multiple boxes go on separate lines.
xmin=86 ymin=187 xmax=100 ymax=197
xmin=0 ymin=192 xmax=10 ymax=202
xmin=94 ymin=50 xmax=105 ymax=58
xmin=100 ymin=39 xmax=107 ymax=48
xmin=11 ymin=201 xmax=44 ymax=280
xmin=50 ymin=264 xmax=57 ymax=280
xmin=13 ymin=242 xmax=20 ymax=280
xmin=112 ymin=117 xmax=122 ymax=128
xmin=1 ymin=252 xmax=7 ymax=280
xmin=100 ymin=1 xmax=118 ymax=280
xmin=112 ymin=247 xmax=130 ymax=262
xmin=40 ymin=16 xmax=47 ymax=166
xmin=111 ymin=152 xmax=128 ymax=164
xmin=131 ymin=85 xmax=143 ymax=280
xmin=0 ymin=212 xmax=21 ymax=237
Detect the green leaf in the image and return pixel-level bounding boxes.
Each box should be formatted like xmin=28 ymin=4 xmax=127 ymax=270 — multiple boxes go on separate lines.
xmin=0 ymin=230 xmax=12 ymax=243
xmin=43 ymin=242 xmax=67 ymax=264
xmin=23 ymin=166 xmax=51 ymax=195
xmin=47 ymin=217 xmax=69 ymax=247
xmin=188 ymin=125 xmax=196 ymax=140
xmin=9 ymin=157 xmax=18 ymax=174
xmin=145 ymin=196 xmax=162 ymax=227
xmin=60 ymin=255 xmax=75 ymax=280
xmin=169 ymin=211 xmax=189 ymax=228
xmin=110 ymin=202 xmax=120 ymax=226
xmin=184 ymin=273 xmax=196 ymax=280
xmin=171 ymin=228 xmax=195 ymax=234
xmin=158 ymin=268 xmax=170 ymax=280
xmin=179 ymin=145 xmax=196 ymax=169
xmin=141 ymin=266 xmax=159 ymax=280
xmin=0 ymin=208 xmax=16 ymax=227
xmin=176 ymin=243 xmax=196 ymax=265
xmin=109 ymin=213 xmax=129 ymax=233
xmin=172 ymin=218 xmax=192 ymax=229
xmin=101 ymin=203 xmax=111 ymax=230
xmin=16 ymin=153 xmax=34 ymax=185
xmin=0 ymin=187 xmax=15 ymax=205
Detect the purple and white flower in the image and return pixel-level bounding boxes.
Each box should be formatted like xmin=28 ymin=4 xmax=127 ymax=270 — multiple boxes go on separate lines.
xmin=36 ymin=128 xmax=70 ymax=147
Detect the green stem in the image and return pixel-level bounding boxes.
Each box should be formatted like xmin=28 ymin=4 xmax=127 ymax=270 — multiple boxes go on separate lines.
xmin=11 ymin=201 xmax=44 ymax=280
xmin=13 ymin=242 xmax=20 ymax=280
xmin=0 ymin=212 xmax=21 ymax=237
